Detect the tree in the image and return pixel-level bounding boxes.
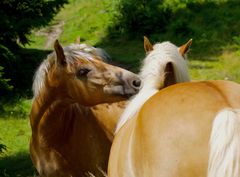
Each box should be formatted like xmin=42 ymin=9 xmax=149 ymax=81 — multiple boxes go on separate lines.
xmin=0 ymin=44 xmax=14 ymax=95
xmin=0 ymin=0 xmax=68 ymax=95
xmin=0 ymin=0 xmax=68 ymax=46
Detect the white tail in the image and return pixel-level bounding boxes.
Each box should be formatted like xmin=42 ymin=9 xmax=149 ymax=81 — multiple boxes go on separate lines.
xmin=208 ymin=108 xmax=240 ymax=177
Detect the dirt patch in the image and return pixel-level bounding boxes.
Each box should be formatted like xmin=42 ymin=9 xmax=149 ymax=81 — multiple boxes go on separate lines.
xmin=35 ymin=20 xmax=65 ymax=49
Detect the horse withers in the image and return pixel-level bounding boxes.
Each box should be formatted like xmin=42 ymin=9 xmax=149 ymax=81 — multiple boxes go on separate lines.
xmin=29 ymin=40 xmax=141 ymax=177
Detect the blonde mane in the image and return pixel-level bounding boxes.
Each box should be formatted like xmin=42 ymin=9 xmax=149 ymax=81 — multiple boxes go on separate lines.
xmin=115 ymin=41 xmax=190 ymax=133
xmin=32 ymin=43 xmax=109 ymax=98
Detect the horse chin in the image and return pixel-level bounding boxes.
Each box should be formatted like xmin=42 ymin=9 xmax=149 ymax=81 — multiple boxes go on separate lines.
xmin=103 ymin=85 xmax=136 ymax=98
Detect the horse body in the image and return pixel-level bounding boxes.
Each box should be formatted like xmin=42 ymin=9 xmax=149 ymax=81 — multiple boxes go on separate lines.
xmin=109 ymin=80 xmax=240 ymax=177
xmin=30 ymin=41 xmax=141 ymax=177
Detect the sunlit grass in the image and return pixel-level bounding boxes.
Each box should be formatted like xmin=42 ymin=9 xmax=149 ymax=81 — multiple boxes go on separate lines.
xmin=0 ymin=99 xmax=33 ymax=177
xmin=0 ymin=99 xmax=31 ymax=155
xmin=0 ymin=118 xmax=30 ymax=156
xmin=26 ymin=34 xmax=48 ymax=50
xmin=189 ymin=50 xmax=240 ymax=82
xmin=57 ymin=0 xmax=114 ymax=45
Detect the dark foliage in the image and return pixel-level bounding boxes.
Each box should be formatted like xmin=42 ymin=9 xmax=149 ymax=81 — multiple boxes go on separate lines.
xmin=0 ymin=45 xmax=14 ymax=94
xmin=0 ymin=143 xmax=7 ymax=155
xmin=0 ymin=0 xmax=67 ymax=46
xmin=0 ymin=0 xmax=67 ymax=96
xmin=0 ymin=138 xmax=7 ymax=159
xmin=109 ymin=0 xmax=171 ymax=38
xmin=109 ymin=0 xmax=240 ymax=43
xmin=0 ymin=152 xmax=35 ymax=177
xmin=0 ymin=48 xmax=51 ymax=98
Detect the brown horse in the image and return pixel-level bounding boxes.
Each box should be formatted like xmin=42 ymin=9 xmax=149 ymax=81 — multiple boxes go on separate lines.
xmin=29 ymin=40 xmax=142 ymax=177
xmin=92 ymin=37 xmax=192 ymax=141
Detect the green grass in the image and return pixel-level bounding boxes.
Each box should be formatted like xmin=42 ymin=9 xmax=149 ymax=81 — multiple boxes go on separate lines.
xmin=0 ymin=118 xmax=30 ymax=154
xmin=27 ymin=33 xmax=48 ymax=50
xmin=189 ymin=50 xmax=240 ymax=81
xmin=0 ymin=99 xmax=34 ymax=177
xmin=27 ymin=0 xmax=114 ymax=49
xmin=58 ymin=0 xmax=114 ymax=45
xmin=0 ymin=118 xmax=33 ymax=177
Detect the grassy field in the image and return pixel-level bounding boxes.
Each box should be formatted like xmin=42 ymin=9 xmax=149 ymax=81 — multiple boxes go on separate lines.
xmin=0 ymin=99 xmax=34 ymax=177
xmin=1 ymin=0 xmax=240 ymax=176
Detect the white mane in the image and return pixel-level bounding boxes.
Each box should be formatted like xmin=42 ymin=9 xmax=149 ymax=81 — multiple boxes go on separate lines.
xmin=32 ymin=43 xmax=110 ymax=98
xmin=115 ymin=41 xmax=190 ymax=133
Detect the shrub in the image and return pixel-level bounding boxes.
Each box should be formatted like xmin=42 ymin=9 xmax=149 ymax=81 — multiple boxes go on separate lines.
xmin=109 ymin=0 xmax=235 ymax=40
xmin=109 ymin=0 xmax=171 ymax=37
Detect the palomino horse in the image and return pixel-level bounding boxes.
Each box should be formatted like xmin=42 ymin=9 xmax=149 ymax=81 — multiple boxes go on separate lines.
xmin=108 ymin=80 xmax=240 ymax=177
xmin=29 ymin=40 xmax=142 ymax=177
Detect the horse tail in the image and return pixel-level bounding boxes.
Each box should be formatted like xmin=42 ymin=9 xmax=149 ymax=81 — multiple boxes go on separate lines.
xmin=208 ymin=108 xmax=240 ymax=177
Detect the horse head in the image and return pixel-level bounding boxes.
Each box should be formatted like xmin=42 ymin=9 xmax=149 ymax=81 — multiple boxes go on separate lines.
xmin=33 ymin=40 xmax=142 ymax=106
xmin=142 ymin=36 xmax=192 ymax=89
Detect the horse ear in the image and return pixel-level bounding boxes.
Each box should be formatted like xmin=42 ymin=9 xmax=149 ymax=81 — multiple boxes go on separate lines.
xmin=179 ymin=39 xmax=192 ymax=58
xmin=54 ymin=40 xmax=66 ymax=66
xmin=144 ymin=36 xmax=153 ymax=54
xmin=75 ymin=36 xmax=80 ymax=44
xmin=163 ymin=62 xmax=176 ymax=88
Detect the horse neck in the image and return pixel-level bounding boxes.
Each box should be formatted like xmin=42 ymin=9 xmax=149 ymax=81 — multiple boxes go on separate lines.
xmin=31 ymin=86 xmax=110 ymax=148
xmin=30 ymin=85 xmax=71 ymax=130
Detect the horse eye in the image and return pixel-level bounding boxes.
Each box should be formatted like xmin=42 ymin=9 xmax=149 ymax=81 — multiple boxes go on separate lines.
xmin=77 ymin=68 xmax=91 ymax=77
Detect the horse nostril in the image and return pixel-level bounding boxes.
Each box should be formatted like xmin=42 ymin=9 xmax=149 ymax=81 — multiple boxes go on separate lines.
xmin=132 ymin=79 xmax=141 ymax=88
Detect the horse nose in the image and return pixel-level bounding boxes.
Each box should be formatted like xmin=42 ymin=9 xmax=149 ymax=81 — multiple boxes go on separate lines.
xmin=132 ymin=79 xmax=141 ymax=88
xmin=130 ymin=78 xmax=142 ymax=89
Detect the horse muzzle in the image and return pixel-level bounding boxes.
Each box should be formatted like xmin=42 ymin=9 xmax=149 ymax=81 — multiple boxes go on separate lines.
xmin=103 ymin=73 xmax=142 ymax=97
